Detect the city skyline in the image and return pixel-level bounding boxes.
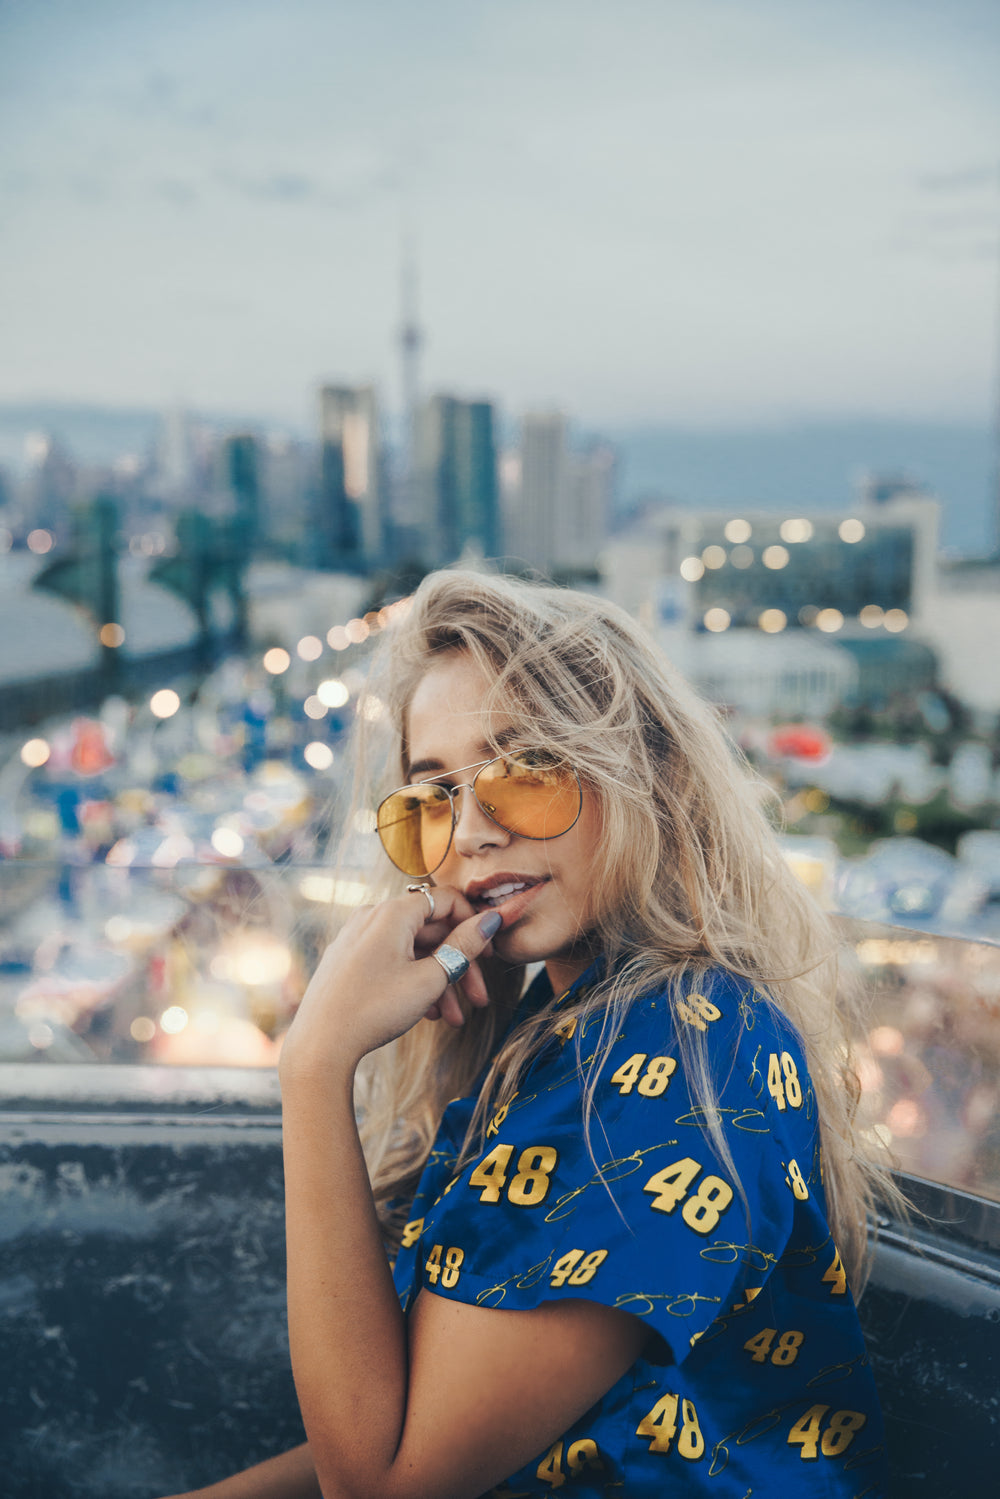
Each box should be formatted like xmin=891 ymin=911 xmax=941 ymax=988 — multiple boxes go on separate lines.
xmin=1 ymin=0 xmax=998 ymax=430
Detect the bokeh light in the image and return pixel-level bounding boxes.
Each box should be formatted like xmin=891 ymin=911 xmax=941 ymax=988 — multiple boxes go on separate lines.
xmin=99 ymin=622 xmax=125 ymax=647
xmin=20 ymin=738 xmax=51 ymax=767
xmin=679 ymin=556 xmax=705 ymax=581
xmin=345 ymin=618 xmax=370 ymax=644
xmin=839 ymin=518 xmax=866 ymax=543
xmin=263 ymin=647 xmax=291 ymax=674
xmin=779 ymin=518 xmax=813 ymax=544
xmin=758 ymin=609 xmax=787 ymax=633
xmin=317 ymin=678 xmax=350 ymax=708
xmin=701 ymin=545 xmax=727 ymax=570
xmin=884 ymin=608 xmax=908 ymax=632
xmin=724 ymin=518 xmax=752 ymax=543
xmin=762 ymin=545 xmax=790 ymax=569
xmin=816 ymin=608 xmax=844 ymax=632
xmin=859 ymin=605 xmax=884 ymax=628
xmin=704 ymin=608 xmax=731 ymax=632
xmin=303 ymin=695 xmax=327 ymax=720
xmin=160 ymin=1005 xmax=189 ymax=1034
xmin=27 ymin=528 xmax=54 ymax=554
xmin=211 ymin=826 xmax=245 ymax=858
xmin=150 ymin=688 xmax=181 ymax=718
xmin=304 ymin=741 xmax=335 ymax=770
xmin=297 ymin=635 xmax=323 ymax=661
xmin=327 ymin=625 xmax=350 ymax=650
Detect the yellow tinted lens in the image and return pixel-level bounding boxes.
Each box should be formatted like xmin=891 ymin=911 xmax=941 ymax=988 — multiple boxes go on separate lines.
xmin=474 ymin=754 xmax=581 ymax=840
xmin=377 ymin=784 xmax=453 ymax=876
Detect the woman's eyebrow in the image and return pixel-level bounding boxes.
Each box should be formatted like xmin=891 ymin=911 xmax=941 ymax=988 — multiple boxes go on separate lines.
xmin=406 ymin=729 xmax=521 ymax=782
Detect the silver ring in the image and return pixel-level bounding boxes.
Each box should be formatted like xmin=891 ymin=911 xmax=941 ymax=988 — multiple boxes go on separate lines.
xmin=406 ymin=882 xmax=436 ymax=920
xmin=432 ymin=943 xmax=470 ymax=983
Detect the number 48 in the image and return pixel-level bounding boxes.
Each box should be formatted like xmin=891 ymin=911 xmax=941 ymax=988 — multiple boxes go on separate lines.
xmin=767 ymin=1051 xmax=803 ymax=1111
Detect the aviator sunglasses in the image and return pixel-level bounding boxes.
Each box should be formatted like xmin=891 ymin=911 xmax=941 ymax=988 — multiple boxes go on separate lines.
xmin=375 ymin=750 xmax=583 ymax=879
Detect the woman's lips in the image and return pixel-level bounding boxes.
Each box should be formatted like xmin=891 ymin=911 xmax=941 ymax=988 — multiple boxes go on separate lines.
xmin=467 ymin=877 xmax=548 ymax=925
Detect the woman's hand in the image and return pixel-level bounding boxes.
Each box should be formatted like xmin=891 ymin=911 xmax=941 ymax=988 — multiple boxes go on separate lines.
xmin=279 ymin=886 xmax=502 ymax=1079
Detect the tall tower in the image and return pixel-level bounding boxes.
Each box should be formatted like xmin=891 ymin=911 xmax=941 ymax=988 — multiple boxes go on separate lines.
xmin=398 ymin=235 xmax=424 ymax=537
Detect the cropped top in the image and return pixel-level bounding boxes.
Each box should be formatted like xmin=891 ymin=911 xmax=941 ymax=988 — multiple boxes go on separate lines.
xmin=392 ymin=964 xmax=887 ymax=1497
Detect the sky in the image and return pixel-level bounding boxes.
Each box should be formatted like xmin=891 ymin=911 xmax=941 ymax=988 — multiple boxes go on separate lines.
xmin=1 ymin=0 xmax=998 ymax=430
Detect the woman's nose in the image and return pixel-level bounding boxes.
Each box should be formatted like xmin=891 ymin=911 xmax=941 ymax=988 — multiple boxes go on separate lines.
xmin=451 ymin=785 xmax=512 ymax=858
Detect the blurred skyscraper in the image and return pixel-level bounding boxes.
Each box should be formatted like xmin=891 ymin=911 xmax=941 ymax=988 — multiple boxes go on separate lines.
xmin=414 ymin=395 xmax=500 ymax=563
xmin=218 ymin=433 xmax=261 ymax=550
xmin=22 ymin=432 xmax=78 ymax=539
xmin=158 ymin=408 xmax=196 ymax=500
xmin=504 ymin=414 xmax=614 ymax=576
xmin=316 ymin=385 xmax=382 ymax=570
xmin=509 ymin=411 xmax=565 ymax=573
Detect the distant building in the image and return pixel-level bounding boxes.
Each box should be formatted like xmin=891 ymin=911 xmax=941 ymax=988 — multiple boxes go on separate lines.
xmin=415 ymin=395 xmax=500 ymax=564
xmin=559 ymin=442 xmax=616 ymax=573
xmin=603 ymin=486 xmax=939 ymax=636
xmin=602 ymin=484 xmax=944 ymax=716
xmin=218 ymin=434 xmax=262 ymax=550
xmin=261 ymin=434 xmax=311 ymax=554
xmin=504 ymin=415 xmax=615 ymax=576
xmin=506 ymin=411 xmax=566 ymax=574
xmin=665 ymin=629 xmax=859 ymax=719
xmin=923 ymin=557 xmax=1000 ymax=716
xmin=316 ymin=385 xmax=382 ymax=570
xmin=22 ymin=433 xmax=77 ymax=540
xmin=158 ymin=409 xmax=197 ymax=501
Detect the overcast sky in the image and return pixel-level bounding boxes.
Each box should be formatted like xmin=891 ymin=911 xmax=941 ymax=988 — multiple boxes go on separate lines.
xmin=1 ymin=0 xmax=998 ymax=430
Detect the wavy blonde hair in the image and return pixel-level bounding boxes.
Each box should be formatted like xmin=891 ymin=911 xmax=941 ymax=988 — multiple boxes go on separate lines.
xmin=343 ymin=569 xmax=895 ymax=1291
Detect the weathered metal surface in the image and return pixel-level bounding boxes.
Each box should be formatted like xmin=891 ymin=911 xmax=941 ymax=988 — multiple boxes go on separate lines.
xmin=0 ymin=1108 xmax=303 ymax=1498
xmin=860 ymin=1176 xmax=1000 ymax=1499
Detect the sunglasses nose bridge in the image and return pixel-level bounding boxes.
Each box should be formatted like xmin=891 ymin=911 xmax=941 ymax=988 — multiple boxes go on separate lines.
xmin=449 ymin=769 xmax=511 ymax=851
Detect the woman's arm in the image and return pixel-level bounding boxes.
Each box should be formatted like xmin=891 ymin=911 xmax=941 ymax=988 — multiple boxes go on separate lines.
xmin=277 ymin=889 xmax=648 ymax=1499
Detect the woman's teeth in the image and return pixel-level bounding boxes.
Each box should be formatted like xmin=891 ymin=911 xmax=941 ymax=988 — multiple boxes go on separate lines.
xmin=480 ymin=881 xmax=529 ymax=906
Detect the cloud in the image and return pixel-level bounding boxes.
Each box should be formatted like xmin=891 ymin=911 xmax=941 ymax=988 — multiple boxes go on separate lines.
xmin=154 ymin=178 xmax=201 ymax=208
xmin=0 ymin=171 xmax=36 ymax=199
xmin=109 ymin=70 xmax=218 ymax=130
xmin=216 ymin=164 xmax=399 ymax=208
xmin=227 ymin=171 xmax=319 ymax=202
xmin=918 ymin=164 xmax=998 ymax=193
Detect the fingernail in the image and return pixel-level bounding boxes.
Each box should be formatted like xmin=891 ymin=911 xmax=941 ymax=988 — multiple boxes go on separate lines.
xmin=478 ymin=910 xmax=502 ymax=938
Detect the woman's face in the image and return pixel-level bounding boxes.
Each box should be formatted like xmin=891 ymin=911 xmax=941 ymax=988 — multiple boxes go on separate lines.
xmin=405 ymin=651 xmax=602 ymax=992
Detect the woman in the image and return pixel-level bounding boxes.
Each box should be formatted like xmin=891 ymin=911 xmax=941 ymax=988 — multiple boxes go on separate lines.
xmin=171 ymin=570 xmax=893 ymax=1498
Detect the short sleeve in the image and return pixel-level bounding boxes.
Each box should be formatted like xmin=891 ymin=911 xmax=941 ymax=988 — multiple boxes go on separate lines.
xmin=395 ymin=970 xmax=813 ymax=1366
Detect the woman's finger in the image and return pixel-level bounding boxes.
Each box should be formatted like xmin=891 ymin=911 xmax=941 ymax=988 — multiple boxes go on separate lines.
xmin=416 ymin=909 xmax=503 ymax=1018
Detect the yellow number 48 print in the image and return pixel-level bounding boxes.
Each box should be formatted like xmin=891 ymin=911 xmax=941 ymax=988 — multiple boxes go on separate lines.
xmin=536 ymin=1437 xmax=603 ymax=1488
xmin=787 ymin=1404 xmax=866 ymax=1460
xmin=643 ymin=1156 xmax=733 ymax=1233
xmin=468 ymin=1143 xmax=559 ymax=1207
xmin=636 ymin=1392 xmax=705 ymax=1459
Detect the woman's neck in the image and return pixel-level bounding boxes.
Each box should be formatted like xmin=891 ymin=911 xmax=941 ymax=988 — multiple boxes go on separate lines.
xmin=544 ymin=952 xmax=594 ymax=998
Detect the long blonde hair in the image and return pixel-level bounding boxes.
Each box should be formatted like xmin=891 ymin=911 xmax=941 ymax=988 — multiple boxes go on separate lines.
xmin=344 ymin=569 xmax=894 ymax=1290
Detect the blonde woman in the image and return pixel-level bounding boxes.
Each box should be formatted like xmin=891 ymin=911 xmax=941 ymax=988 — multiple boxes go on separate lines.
xmin=170 ymin=570 xmax=892 ymax=1499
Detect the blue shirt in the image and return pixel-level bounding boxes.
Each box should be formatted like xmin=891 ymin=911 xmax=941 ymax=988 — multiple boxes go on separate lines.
xmin=393 ymin=965 xmax=888 ymax=1497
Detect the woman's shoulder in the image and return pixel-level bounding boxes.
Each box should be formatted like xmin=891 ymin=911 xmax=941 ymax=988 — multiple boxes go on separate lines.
xmin=612 ymin=963 xmax=806 ymax=1065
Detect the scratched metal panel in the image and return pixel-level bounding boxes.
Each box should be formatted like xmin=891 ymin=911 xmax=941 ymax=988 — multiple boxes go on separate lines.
xmin=0 ymin=1115 xmax=304 ymax=1499
xmin=860 ymin=1186 xmax=1000 ymax=1499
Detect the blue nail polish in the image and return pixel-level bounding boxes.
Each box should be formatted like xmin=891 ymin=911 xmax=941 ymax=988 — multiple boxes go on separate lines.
xmin=479 ymin=910 xmax=502 ymax=938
